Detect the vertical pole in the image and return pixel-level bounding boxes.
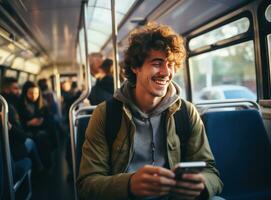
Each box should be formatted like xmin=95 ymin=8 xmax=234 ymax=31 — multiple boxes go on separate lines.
xmin=0 ymin=95 xmax=15 ymax=200
xmin=111 ymin=0 xmax=120 ymax=90
xmin=69 ymin=2 xmax=91 ymax=199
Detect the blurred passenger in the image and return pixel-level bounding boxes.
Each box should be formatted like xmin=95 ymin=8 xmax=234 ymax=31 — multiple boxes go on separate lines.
xmin=88 ymin=58 xmax=114 ymax=105
xmin=38 ymin=78 xmax=62 ymax=142
xmin=38 ymin=78 xmax=61 ymax=125
xmin=78 ymin=23 xmax=223 ymax=200
xmin=70 ymin=81 xmax=82 ymax=101
xmin=60 ymin=79 xmax=76 ymax=181
xmin=1 ymin=77 xmax=44 ymax=173
xmin=88 ymin=52 xmax=103 ymax=78
xmin=61 ymin=80 xmax=73 ymax=125
xmin=119 ymin=61 xmax=126 ymax=83
xmin=18 ymin=81 xmax=56 ymax=168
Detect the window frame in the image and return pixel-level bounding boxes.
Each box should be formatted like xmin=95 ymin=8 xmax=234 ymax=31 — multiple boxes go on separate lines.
xmin=183 ymin=4 xmax=264 ymax=101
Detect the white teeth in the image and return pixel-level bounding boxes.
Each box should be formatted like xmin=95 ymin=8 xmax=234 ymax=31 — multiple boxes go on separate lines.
xmin=154 ymin=80 xmax=167 ymax=85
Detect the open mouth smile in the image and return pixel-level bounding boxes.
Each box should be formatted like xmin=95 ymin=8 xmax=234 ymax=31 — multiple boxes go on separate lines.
xmin=152 ymin=78 xmax=169 ymax=85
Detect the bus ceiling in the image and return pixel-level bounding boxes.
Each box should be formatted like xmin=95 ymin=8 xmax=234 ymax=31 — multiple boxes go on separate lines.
xmin=0 ymin=0 xmax=255 ymax=72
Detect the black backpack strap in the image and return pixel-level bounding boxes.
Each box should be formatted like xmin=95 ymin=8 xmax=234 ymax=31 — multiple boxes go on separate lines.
xmin=174 ymin=99 xmax=191 ymax=161
xmin=105 ymin=98 xmax=123 ymax=149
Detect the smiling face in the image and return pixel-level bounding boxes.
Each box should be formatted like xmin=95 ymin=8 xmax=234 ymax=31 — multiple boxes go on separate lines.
xmin=132 ymin=50 xmax=175 ymax=101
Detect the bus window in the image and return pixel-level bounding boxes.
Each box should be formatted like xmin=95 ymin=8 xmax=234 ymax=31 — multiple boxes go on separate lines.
xmin=0 ymin=49 xmax=10 ymax=64
xmin=266 ymin=4 xmax=271 ymax=80
xmin=12 ymin=57 xmax=25 ymax=70
xmin=265 ymin=4 xmax=271 ymax=22
xmin=173 ymin=67 xmax=187 ymax=99
xmin=28 ymin=74 xmax=36 ymax=82
xmin=4 ymin=69 xmax=17 ymax=78
xmin=189 ymin=18 xmax=250 ymax=51
xmin=190 ymin=41 xmax=257 ymax=102
xmin=268 ymin=34 xmax=271 ymax=80
xmin=18 ymin=72 xmax=28 ymax=86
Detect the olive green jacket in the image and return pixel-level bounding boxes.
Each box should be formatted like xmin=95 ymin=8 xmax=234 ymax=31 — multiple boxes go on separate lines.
xmin=77 ymin=99 xmax=223 ymax=200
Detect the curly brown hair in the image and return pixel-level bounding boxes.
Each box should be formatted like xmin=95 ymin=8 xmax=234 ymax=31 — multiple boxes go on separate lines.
xmin=123 ymin=22 xmax=186 ymax=84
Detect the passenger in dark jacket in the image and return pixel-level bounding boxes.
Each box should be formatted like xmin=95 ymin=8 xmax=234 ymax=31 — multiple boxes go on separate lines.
xmin=38 ymin=78 xmax=61 ymax=146
xmin=88 ymin=58 xmax=114 ymax=105
xmin=18 ymin=81 xmax=55 ymax=168
xmin=1 ymin=77 xmax=44 ymax=172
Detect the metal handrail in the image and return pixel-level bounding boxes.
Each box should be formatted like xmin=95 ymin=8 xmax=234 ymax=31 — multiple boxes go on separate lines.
xmin=195 ymin=99 xmax=260 ymax=115
xmin=75 ymin=114 xmax=92 ymax=123
xmin=69 ymin=2 xmax=91 ymax=199
xmin=75 ymin=105 xmax=96 ymax=117
xmin=196 ymin=99 xmax=260 ymax=109
xmin=0 ymin=95 xmax=15 ymax=200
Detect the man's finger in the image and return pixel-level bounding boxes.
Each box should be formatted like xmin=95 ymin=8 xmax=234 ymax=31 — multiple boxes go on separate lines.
xmin=142 ymin=165 xmax=175 ymax=178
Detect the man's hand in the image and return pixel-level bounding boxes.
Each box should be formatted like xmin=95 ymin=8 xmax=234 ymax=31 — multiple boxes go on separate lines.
xmin=171 ymin=173 xmax=206 ymax=200
xmin=130 ymin=165 xmax=176 ymax=197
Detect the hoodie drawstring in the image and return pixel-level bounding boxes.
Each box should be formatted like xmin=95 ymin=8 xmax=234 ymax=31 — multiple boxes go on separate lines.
xmin=148 ymin=118 xmax=155 ymax=165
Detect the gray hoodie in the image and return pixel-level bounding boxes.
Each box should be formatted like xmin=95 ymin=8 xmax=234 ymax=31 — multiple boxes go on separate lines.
xmin=114 ymin=80 xmax=181 ymax=172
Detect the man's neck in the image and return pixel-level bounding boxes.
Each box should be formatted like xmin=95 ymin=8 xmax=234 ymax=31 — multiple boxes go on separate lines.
xmin=133 ymin=88 xmax=162 ymax=114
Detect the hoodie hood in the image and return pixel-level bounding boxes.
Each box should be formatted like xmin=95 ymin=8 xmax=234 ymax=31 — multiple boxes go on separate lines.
xmin=114 ymin=80 xmax=181 ymax=118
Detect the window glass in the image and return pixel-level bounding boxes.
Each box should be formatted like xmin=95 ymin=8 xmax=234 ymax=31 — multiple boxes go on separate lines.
xmin=28 ymin=74 xmax=36 ymax=82
xmin=24 ymin=59 xmax=40 ymax=74
xmin=173 ymin=67 xmax=187 ymax=99
xmin=189 ymin=18 xmax=250 ymax=50
xmin=4 ymin=69 xmax=17 ymax=78
xmin=0 ymin=49 xmax=10 ymax=64
xmin=86 ymin=0 xmax=136 ymax=54
xmin=268 ymin=34 xmax=271 ymax=82
xmin=265 ymin=4 xmax=271 ymax=22
xmin=18 ymin=72 xmax=28 ymax=86
xmin=0 ymin=68 xmax=2 ymax=90
xmin=12 ymin=57 xmax=25 ymax=70
xmin=189 ymin=41 xmax=256 ymax=102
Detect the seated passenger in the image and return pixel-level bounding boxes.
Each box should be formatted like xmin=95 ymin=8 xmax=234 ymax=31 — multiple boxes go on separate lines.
xmin=88 ymin=58 xmax=114 ymax=105
xmin=77 ymin=23 xmax=223 ymax=200
xmin=1 ymin=77 xmax=44 ymax=173
xmin=38 ymin=78 xmax=61 ymax=145
xmin=38 ymin=78 xmax=61 ymax=127
xmin=70 ymin=81 xmax=82 ymax=100
xmin=18 ymin=81 xmax=56 ymax=168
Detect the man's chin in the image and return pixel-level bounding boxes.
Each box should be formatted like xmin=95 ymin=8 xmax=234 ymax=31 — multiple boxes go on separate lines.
xmin=151 ymin=90 xmax=167 ymax=98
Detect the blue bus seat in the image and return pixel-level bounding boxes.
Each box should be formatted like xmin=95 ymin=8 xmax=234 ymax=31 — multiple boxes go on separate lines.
xmin=76 ymin=115 xmax=91 ymax=176
xmin=202 ymin=109 xmax=271 ymax=200
xmin=13 ymin=157 xmax=32 ymax=199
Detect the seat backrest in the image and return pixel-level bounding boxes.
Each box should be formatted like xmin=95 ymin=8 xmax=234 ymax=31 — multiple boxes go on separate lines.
xmin=202 ymin=109 xmax=271 ymax=199
xmin=13 ymin=157 xmax=32 ymax=199
xmin=76 ymin=115 xmax=91 ymax=176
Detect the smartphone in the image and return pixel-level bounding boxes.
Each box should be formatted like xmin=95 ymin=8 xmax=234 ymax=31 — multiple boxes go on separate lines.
xmin=173 ymin=161 xmax=207 ymax=180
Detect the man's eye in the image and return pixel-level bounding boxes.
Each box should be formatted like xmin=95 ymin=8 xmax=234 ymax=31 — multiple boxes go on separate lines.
xmin=152 ymin=62 xmax=161 ymax=67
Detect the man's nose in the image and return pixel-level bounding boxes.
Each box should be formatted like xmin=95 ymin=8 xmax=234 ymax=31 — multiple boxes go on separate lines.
xmin=160 ymin=62 xmax=171 ymax=76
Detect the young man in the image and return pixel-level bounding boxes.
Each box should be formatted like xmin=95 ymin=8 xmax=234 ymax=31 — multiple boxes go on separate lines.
xmin=77 ymin=23 xmax=223 ymax=200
